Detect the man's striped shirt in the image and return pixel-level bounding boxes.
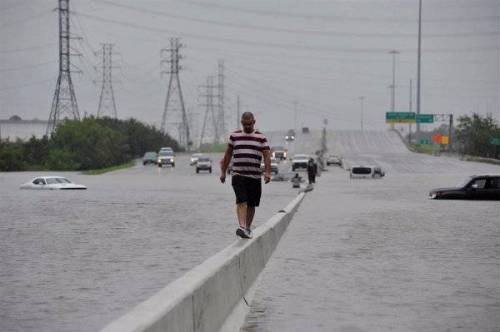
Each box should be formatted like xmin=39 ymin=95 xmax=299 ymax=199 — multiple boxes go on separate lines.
xmin=229 ymin=129 xmax=270 ymax=179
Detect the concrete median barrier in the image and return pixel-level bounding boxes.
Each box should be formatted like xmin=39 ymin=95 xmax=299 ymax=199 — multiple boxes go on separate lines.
xmin=101 ymin=192 xmax=305 ymax=332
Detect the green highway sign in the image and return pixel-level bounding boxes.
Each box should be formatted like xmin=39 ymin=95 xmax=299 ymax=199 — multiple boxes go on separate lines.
xmin=416 ymin=114 xmax=434 ymax=123
xmin=386 ymin=112 xmax=416 ymax=123
xmin=490 ymin=138 xmax=500 ymax=145
xmin=419 ymin=139 xmax=431 ymax=145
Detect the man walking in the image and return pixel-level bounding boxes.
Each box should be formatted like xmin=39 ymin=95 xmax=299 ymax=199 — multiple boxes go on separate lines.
xmin=220 ymin=112 xmax=271 ymax=239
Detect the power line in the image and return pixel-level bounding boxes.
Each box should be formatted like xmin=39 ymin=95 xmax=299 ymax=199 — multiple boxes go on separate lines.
xmin=0 ymin=42 xmax=57 ymax=54
xmin=0 ymin=76 xmax=56 ymax=92
xmin=161 ymin=38 xmax=191 ymax=149
xmin=47 ymin=0 xmax=80 ymax=135
xmin=0 ymin=60 xmax=57 ymax=73
xmin=98 ymin=0 xmax=499 ymax=39
xmin=0 ymin=0 xmax=32 ymax=12
xmin=0 ymin=9 xmax=53 ymax=29
xmin=73 ymin=11 xmax=500 ymax=54
xmin=96 ymin=43 xmax=118 ymax=118
xmin=180 ymin=0 xmax=499 ymax=23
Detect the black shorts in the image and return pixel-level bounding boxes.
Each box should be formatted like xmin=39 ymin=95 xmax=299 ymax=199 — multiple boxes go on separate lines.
xmin=231 ymin=175 xmax=262 ymax=207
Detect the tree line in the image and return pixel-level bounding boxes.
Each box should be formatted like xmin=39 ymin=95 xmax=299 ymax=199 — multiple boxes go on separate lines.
xmin=0 ymin=117 xmax=180 ymax=171
xmin=407 ymin=113 xmax=500 ymax=159
xmin=455 ymin=113 xmax=500 ymax=159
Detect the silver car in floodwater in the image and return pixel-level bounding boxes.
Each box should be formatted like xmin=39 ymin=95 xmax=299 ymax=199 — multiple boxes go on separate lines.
xmin=20 ymin=176 xmax=87 ymax=190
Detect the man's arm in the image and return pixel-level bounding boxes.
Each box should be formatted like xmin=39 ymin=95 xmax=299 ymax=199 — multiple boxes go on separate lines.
xmin=220 ymin=145 xmax=233 ymax=183
xmin=262 ymin=149 xmax=271 ymax=183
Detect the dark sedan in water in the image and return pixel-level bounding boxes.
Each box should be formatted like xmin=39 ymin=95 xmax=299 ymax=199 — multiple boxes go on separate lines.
xmin=429 ymin=175 xmax=500 ymax=200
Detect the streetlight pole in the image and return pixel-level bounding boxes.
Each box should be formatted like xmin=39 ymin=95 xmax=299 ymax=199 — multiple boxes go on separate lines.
xmin=416 ymin=0 xmax=422 ymax=136
xmin=389 ymin=50 xmax=400 ymax=113
xmin=409 ymin=79 xmax=413 ymax=145
xmin=359 ymin=96 xmax=365 ymax=131
xmin=293 ymin=100 xmax=298 ymax=134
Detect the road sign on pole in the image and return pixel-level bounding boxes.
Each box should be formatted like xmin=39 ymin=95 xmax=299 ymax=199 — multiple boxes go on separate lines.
xmin=490 ymin=138 xmax=500 ymax=145
xmin=386 ymin=112 xmax=416 ymax=123
xmin=416 ymin=114 xmax=434 ymax=123
xmin=419 ymin=139 xmax=430 ymax=145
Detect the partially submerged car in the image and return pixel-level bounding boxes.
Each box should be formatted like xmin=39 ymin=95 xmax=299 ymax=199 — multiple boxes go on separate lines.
xmin=429 ymin=175 xmax=500 ymax=200
xmin=142 ymin=151 xmax=158 ymax=165
xmin=326 ymin=155 xmax=342 ymax=167
xmin=291 ymin=154 xmax=309 ymax=171
xmin=20 ymin=176 xmax=87 ymax=190
xmin=196 ymin=157 xmax=212 ymax=173
xmin=349 ymin=165 xmax=385 ymax=179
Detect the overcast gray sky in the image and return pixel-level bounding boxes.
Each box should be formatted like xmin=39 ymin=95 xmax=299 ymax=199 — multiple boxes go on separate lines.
xmin=1 ymin=0 xmax=499 ymax=138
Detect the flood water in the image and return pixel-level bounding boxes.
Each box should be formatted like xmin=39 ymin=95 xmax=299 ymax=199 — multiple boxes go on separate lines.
xmin=242 ymin=130 xmax=500 ymax=332
xmin=0 ymin=153 xmax=297 ymax=331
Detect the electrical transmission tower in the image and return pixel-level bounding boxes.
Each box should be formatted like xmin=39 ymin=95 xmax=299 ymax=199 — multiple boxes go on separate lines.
xmin=97 ymin=43 xmax=118 ymax=118
xmin=217 ymin=59 xmax=225 ymax=141
xmin=199 ymin=76 xmax=218 ymax=147
xmin=160 ymin=38 xmax=191 ymax=150
xmin=47 ymin=0 xmax=80 ymax=136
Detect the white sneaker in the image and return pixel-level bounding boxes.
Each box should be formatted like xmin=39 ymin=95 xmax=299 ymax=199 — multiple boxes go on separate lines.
xmin=244 ymin=228 xmax=253 ymax=239
xmin=236 ymin=226 xmax=250 ymax=239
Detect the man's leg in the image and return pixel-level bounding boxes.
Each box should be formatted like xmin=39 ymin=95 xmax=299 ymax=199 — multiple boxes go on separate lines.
xmin=246 ymin=206 xmax=255 ymax=229
xmin=236 ymin=203 xmax=248 ymax=228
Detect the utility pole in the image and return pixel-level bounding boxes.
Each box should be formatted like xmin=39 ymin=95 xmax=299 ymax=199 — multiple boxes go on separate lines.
xmin=416 ymin=0 xmax=422 ymax=136
xmin=448 ymin=114 xmax=453 ymax=151
xmin=47 ymin=0 xmax=80 ymax=136
xmin=389 ymin=50 xmax=400 ymax=114
xmin=160 ymin=38 xmax=191 ymax=150
xmin=409 ymin=78 xmax=413 ymax=144
xmin=293 ymin=100 xmax=298 ymax=133
xmin=97 ymin=43 xmax=117 ymax=118
xmin=359 ymin=96 xmax=365 ymax=132
xmin=199 ymin=76 xmax=217 ymax=147
xmin=217 ymin=59 xmax=225 ymax=140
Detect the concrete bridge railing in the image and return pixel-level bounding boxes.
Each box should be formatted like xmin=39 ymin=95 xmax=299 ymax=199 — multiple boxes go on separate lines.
xmin=101 ymin=192 xmax=305 ymax=332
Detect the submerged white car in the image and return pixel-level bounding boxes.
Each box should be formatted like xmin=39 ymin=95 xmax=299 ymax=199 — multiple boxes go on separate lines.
xmin=20 ymin=176 xmax=87 ymax=190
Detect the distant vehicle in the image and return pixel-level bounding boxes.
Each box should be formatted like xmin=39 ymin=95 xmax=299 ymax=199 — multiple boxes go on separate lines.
xmin=159 ymin=147 xmax=174 ymax=152
xmin=285 ymin=129 xmax=295 ymax=142
xmin=326 ymin=155 xmax=342 ymax=167
xmin=349 ymin=165 xmax=385 ymax=179
xmin=20 ymin=176 xmax=87 ymax=190
xmin=196 ymin=157 xmax=212 ymax=173
xmin=261 ymin=158 xmax=279 ymax=175
xmin=429 ymin=175 xmax=500 ymax=200
xmin=158 ymin=150 xmax=175 ymax=167
xmin=302 ymin=127 xmax=310 ymax=134
xmin=271 ymin=146 xmax=287 ymax=160
xmin=142 ymin=151 xmax=158 ymax=165
xmin=291 ymin=154 xmax=309 ymax=171
xmin=190 ymin=153 xmax=203 ymax=166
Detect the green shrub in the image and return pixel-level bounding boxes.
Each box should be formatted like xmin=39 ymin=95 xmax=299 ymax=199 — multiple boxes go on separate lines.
xmin=0 ymin=142 xmax=25 ymax=171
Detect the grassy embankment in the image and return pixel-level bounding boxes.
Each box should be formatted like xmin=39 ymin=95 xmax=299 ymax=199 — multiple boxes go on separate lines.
xmin=82 ymin=161 xmax=135 ymax=175
xmin=409 ymin=144 xmax=435 ymax=155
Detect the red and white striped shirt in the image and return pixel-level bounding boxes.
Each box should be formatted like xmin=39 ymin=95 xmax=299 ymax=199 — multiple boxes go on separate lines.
xmin=228 ymin=129 xmax=270 ymax=179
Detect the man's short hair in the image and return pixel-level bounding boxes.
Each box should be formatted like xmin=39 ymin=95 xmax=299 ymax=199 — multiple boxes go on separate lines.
xmin=241 ymin=112 xmax=254 ymax=121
